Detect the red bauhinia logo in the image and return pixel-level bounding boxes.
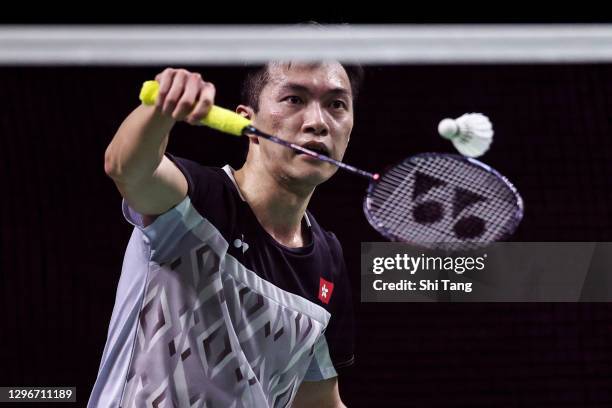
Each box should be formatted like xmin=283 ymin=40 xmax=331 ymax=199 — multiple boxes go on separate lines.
xmin=318 ymin=277 xmax=334 ymax=304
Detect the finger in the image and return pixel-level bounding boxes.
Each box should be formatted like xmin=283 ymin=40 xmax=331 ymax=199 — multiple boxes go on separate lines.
xmin=172 ymin=73 xmax=204 ymax=121
xmin=186 ymin=82 xmax=216 ymax=125
xmin=154 ymin=68 xmax=176 ymax=110
xmin=162 ymin=70 xmax=188 ymax=116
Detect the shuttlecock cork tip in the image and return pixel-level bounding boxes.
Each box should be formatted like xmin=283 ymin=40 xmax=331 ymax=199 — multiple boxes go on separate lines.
xmin=438 ymin=118 xmax=458 ymax=139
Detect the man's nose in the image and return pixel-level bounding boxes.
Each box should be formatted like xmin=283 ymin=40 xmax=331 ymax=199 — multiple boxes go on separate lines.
xmin=301 ymin=103 xmax=329 ymax=136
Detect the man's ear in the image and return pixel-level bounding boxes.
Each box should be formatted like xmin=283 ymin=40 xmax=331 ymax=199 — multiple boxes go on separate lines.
xmin=236 ymin=104 xmax=254 ymax=120
xmin=237 ymin=105 xmax=259 ymax=144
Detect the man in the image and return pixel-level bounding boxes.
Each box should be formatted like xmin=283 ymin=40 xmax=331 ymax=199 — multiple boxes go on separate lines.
xmin=89 ymin=61 xmax=361 ymax=407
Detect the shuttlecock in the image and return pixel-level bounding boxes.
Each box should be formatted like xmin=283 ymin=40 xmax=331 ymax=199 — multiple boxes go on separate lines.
xmin=438 ymin=113 xmax=494 ymax=158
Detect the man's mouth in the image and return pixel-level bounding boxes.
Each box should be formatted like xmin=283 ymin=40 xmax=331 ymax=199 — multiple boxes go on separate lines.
xmin=297 ymin=142 xmax=330 ymax=158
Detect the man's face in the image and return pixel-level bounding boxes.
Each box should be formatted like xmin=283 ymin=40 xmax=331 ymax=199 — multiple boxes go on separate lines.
xmin=250 ymin=62 xmax=354 ymax=187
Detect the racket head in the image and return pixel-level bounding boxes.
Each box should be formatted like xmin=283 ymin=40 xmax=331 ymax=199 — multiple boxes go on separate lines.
xmin=363 ymin=153 xmax=523 ymax=250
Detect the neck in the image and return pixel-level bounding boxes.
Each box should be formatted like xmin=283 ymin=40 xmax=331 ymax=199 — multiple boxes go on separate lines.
xmin=233 ymin=160 xmax=315 ymax=248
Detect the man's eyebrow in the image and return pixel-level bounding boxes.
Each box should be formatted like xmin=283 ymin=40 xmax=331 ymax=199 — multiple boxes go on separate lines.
xmin=327 ymin=88 xmax=351 ymax=98
xmin=278 ymin=83 xmax=351 ymax=98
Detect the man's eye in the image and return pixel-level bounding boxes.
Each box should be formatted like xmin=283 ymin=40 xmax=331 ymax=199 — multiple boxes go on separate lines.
xmin=283 ymin=96 xmax=303 ymax=105
xmin=331 ymin=100 xmax=347 ymax=110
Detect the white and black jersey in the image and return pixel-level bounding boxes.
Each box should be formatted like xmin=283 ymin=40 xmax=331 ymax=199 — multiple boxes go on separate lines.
xmin=88 ymin=154 xmax=355 ymax=408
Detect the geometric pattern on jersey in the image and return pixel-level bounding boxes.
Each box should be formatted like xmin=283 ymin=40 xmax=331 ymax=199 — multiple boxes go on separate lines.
xmin=118 ymin=198 xmax=331 ymax=408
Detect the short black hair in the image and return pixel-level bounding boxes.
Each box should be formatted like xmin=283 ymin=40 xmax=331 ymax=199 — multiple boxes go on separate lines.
xmin=241 ymin=21 xmax=364 ymax=112
xmin=241 ymin=62 xmax=364 ymax=112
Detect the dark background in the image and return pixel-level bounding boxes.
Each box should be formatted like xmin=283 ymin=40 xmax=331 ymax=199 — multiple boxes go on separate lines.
xmin=2 ymin=61 xmax=612 ymax=406
xmin=2 ymin=4 xmax=612 ymax=24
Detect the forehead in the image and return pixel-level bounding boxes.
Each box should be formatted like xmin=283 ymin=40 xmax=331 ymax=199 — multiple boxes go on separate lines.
xmin=264 ymin=61 xmax=351 ymax=95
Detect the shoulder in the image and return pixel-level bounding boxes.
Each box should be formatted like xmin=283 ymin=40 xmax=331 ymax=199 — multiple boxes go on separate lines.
xmin=166 ymin=154 xmax=228 ymax=190
xmin=307 ymin=210 xmax=346 ymax=264
xmin=165 ymin=154 xmax=243 ymax=240
xmin=166 ymin=154 xmax=241 ymax=202
xmin=308 ymin=211 xmax=342 ymax=244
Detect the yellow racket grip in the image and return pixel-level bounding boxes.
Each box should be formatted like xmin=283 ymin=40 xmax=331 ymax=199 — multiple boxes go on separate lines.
xmin=139 ymin=80 xmax=251 ymax=136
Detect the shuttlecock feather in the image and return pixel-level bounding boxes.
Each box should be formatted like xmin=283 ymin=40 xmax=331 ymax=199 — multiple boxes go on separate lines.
xmin=437 ymin=113 xmax=494 ymax=158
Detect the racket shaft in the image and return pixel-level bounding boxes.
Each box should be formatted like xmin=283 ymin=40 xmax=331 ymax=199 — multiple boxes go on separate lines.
xmin=245 ymin=127 xmax=377 ymax=180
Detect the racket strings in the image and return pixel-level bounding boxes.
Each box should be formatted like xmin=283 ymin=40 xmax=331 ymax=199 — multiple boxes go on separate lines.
xmin=393 ymin=160 xmax=516 ymax=200
xmin=370 ymin=194 xmax=513 ymax=242
xmin=369 ymin=189 xmax=513 ymax=241
xmin=370 ymin=179 xmax=516 ymax=229
xmin=365 ymin=155 xmax=521 ymax=246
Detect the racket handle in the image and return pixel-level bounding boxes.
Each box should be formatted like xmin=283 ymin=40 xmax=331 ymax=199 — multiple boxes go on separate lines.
xmin=139 ymin=80 xmax=251 ymax=136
